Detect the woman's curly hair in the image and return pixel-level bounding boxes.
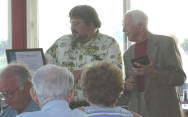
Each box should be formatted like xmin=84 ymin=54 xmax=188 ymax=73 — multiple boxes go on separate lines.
xmin=81 ymin=61 xmax=124 ymax=107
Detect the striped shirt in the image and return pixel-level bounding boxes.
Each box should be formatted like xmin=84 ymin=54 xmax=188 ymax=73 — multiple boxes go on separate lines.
xmin=75 ymin=106 xmax=134 ymax=117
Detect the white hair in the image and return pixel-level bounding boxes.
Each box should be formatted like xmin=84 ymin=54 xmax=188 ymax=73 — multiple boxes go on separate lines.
xmin=32 ymin=64 xmax=74 ymax=105
xmin=125 ymin=9 xmax=148 ymax=26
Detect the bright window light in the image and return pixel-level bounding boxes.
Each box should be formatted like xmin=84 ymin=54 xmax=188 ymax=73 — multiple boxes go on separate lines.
xmin=38 ymin=0 xmax=123 ymax=53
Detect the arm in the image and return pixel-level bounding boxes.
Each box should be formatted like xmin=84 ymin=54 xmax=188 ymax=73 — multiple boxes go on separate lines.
xmin=123 ymin=53 xmax=137 ymax=92
xmin=45 ymin=41 xmax=58 ymax=65
xmin=134 ymin=37 xmax=186 ymax=86
xmin=104 ymin=37 xmax=122 ymax=69
xmin=0 ymin=106 xmax=17 ymax=117
xmin=153 ymin=38 xmax=186 ymax=86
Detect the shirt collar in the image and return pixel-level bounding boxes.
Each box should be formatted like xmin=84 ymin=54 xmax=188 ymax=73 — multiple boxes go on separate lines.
xmin=41 ymin=99 xmax=70 ymax=112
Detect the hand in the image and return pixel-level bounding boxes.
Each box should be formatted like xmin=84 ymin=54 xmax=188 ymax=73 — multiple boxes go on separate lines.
xmin=125 ymin=76 xmax=137 ymax=91
xmin=72 ymin=69 xmax=82 ymax=82
xmin=133 ymin=62 xmax=158 ymax=77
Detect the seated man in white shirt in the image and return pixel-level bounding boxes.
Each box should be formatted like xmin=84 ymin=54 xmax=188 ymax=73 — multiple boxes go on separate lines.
xmin=17 ymin=64 xmax=88 ymax=117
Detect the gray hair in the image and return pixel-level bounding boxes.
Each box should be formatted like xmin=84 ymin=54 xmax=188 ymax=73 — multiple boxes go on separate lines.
xmin=32 ymin=64 xmax=74 ymax=105
xmin=0 ymin=63 xmax=32 ymax=89
xmin=125 ymin=9 xmax=148 ymax=26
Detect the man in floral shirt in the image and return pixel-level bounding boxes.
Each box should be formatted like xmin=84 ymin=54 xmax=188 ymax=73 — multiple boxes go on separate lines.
xmin=45 ymin=5 xmax=122 ymax=108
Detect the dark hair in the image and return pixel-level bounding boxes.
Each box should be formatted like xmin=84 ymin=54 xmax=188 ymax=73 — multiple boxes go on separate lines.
xmin=81 ymin=61 xmax=124 ymax=107
xmin=69 ymin=5 xmax=101 ymax=28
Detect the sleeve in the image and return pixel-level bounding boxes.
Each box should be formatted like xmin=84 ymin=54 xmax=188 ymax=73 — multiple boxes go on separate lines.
xmin=44 ymin=41 xmax=59 ymax=65
xmin=123 ymin=53 xmax=129 ymax=80
xmin=122 ymin=51 xmax=132 ymax=96
xmin=123 ymin=50 xmax=133 ymax=80
xmin=106 ymin=38 xmax=122 ymax=69
xmin=0 ymin=107 xmax=17 ymax=117
xmin=153 ymin=38 xmax=186 ymax=86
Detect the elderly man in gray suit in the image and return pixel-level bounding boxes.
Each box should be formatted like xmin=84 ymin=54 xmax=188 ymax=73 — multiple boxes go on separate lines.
xmin=123 ymin=9 xmax=186 ymax=117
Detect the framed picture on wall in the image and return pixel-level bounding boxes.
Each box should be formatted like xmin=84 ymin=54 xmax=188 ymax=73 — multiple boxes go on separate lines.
xmin=6 ymin=48 xmax=46 ymax=74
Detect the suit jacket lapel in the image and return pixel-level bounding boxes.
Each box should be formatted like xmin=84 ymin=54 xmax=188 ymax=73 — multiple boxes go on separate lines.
xmin=130 ymin=45 xmax=136 ymax=59
xmin=145 ymin=33 xmax=159 ymax=93
xmin=147 ymin=33 xmax=159 ymax=62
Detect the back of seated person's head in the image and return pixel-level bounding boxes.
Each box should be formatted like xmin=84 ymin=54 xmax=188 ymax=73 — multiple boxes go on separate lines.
xmin=81 ymin=61 xmax=124 ymax=107
xmin=32 ymin=64 xmax=74 ymax=107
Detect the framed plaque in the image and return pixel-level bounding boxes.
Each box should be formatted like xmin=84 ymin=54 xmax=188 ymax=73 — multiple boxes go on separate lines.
xmin=6 ymin=48 xmax=46 ymax=73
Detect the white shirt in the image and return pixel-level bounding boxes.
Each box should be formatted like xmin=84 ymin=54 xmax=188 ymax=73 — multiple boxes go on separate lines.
xmin=16 ymin=100 xmax=88 ymax=117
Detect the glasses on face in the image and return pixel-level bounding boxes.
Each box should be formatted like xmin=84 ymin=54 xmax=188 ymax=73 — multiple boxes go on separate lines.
xmin=71 ymin=22 xmax=81 ymax=27
xmin=70 ymin=20 xmax=85 ymax=28
xmin=0 ymin=86 xmax=20 ymax=99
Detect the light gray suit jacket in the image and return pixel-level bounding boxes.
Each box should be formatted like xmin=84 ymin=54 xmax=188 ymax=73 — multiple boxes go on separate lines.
xmin=123 ymin=33 xmax=186 ymax=117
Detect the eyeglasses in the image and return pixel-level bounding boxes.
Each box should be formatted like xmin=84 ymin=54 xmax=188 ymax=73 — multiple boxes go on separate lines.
xmin=0 ymin=86 xmax=20 ymax=99
xmin=70 ymin=20 xmax=85 ymax=27
xmin=71 ymin=22 xmax=80 ymax=27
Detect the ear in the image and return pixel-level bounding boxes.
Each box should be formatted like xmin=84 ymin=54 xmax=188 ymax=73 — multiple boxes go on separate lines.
xmin=138 ymin=24 xmax=146 ymax=31
xmin=88 ymin=23 xmax=96 ymax=30
xmin=30 ymin=87 xmax=40 ymax=105
xmin=67 ymin=89 xmax=74 ymax=103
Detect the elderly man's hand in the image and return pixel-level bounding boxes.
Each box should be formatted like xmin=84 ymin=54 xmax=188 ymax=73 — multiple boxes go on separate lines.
xmin=133 ymin=62 xmax=158 ymax=77
xmin=125 ymin=76 xmax=137 ymax=91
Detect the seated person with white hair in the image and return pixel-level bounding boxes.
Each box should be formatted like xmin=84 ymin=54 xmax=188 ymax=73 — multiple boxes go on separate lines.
xmin=16 ymin=64 xmax=88 ymax=117
xmin=75 ymin=61 xmax=142 ymax=117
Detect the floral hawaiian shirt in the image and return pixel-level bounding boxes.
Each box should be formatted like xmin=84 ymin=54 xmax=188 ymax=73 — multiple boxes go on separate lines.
xmin=45 ymin=33 xmax=122 ymax=102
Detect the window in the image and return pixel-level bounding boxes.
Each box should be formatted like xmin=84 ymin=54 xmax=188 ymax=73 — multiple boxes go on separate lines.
xmin=38 ymin=0 xmax=123 ymax=53
xmin=0 ymin=0 xmax=10 ymax=70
